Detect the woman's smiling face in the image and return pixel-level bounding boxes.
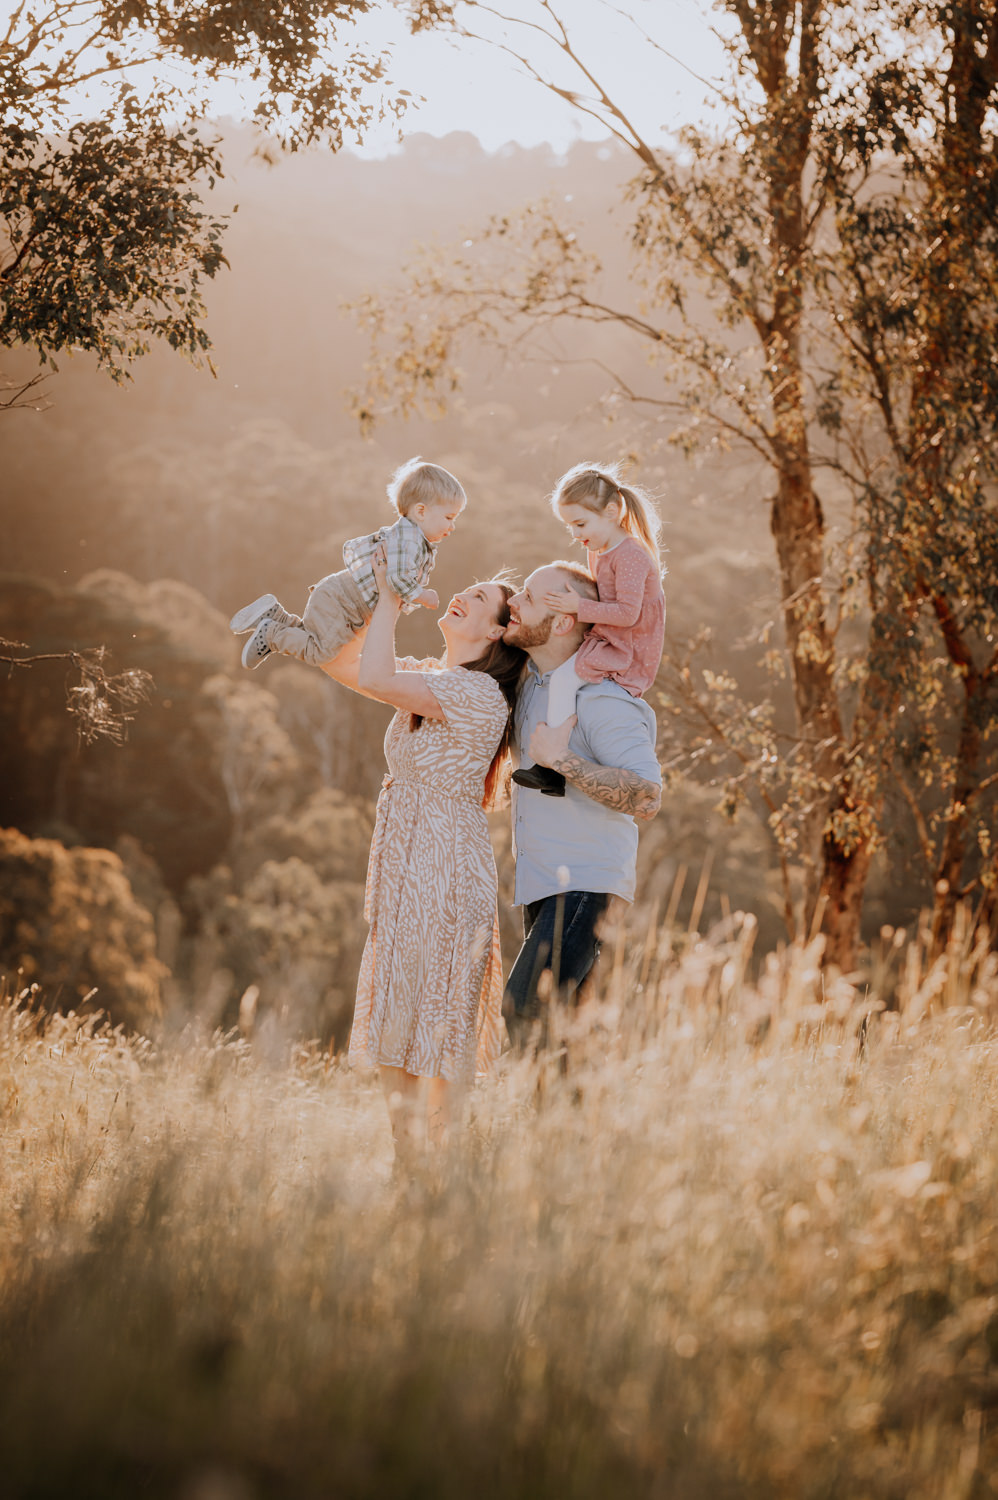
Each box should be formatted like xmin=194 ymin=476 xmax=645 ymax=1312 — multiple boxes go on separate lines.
xmin=441 ymin=582 xmax=508 ymax=650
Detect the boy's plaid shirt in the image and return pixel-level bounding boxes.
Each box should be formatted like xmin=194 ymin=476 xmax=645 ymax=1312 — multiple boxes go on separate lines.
xmin=342 ymin=515 xmax=437 ymax=614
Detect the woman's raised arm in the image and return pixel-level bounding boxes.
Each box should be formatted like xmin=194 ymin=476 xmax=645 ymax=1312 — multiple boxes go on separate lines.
xmin=352 ymin=548 xmax=445 ymax=719
xmin=319 ymin=624 xmax=377 ymax=696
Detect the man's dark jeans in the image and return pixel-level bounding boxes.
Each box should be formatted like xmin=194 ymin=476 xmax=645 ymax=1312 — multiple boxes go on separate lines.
xmin=502 ymin=890 xmax=610 ymax=1049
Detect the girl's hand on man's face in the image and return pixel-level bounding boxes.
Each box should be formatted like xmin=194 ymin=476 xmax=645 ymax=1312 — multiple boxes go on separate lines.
xmin=542 ymin=585 xmax=580 ymax=615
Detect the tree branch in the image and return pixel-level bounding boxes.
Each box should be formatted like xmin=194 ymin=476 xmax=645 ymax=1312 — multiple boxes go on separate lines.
xmin=1 ymin=639 xmax=153 ymax=744
xmin=895 ymin=773 xmax=935 ymax=870
xmin=0 ymin=221 xmax=48 ymax=284
xmin=0 ymin=369 xmax=51 ymax=411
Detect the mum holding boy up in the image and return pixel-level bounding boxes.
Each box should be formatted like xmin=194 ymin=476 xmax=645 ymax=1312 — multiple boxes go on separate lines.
xmin=321 ymin=544 xmax=524 ymax=1155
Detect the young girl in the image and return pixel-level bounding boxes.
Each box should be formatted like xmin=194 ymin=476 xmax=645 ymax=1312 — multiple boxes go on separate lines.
xmin=512 ymin=461 xmax=665 ymax=796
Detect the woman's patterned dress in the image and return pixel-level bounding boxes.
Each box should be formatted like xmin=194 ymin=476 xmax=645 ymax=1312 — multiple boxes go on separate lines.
xmin=349 ymin=657 xmax=508 ymax=1081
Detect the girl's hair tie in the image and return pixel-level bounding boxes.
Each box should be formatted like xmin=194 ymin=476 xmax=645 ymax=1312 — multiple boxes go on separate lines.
xmin=591 ymin=467 xmax=622 ymax=500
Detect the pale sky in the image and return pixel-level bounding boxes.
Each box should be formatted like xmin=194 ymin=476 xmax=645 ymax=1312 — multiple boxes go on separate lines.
xmin=351 ymin=1 xmax=732 ymax=154
xmin=41 ymin=0 xmax=732 ymax=155
xmin=119 ymin=0 xmax=731 ymax=156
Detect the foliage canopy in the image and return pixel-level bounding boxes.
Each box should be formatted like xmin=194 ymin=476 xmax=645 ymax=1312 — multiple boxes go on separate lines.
xmin=0 ymin=0 xmax=398 ymax=395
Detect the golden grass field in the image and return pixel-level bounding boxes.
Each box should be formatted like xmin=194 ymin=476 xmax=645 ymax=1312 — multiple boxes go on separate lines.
xmin=3 ymin=911 xmax=998 ymax=1499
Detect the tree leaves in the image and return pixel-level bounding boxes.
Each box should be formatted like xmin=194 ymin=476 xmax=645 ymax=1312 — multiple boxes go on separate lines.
xmin=1 ymin=1 xmax=399 ymax=384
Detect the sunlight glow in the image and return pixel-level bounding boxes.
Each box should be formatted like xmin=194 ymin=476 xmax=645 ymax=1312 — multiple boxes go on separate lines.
xmin=48 ymin=0 xmax=732 ymax=156
xmin=355 ymin=0 xmax=732 ymax=154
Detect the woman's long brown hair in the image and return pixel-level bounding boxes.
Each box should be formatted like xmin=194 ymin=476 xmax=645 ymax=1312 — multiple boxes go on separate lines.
xmin=410 ymin=581 xmax=525 ymax=809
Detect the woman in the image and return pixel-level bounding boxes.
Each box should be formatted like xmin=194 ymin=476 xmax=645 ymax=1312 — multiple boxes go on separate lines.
xmin=324 ymin=552 xmax=524 ymax=1154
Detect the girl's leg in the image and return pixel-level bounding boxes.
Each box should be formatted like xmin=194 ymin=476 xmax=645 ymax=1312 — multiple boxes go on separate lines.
xmin=512 ymin=656 xmax=583 ymax=796
xmin=380 ymin=1065 xmax=422 ymax=1159
xmin=546 ymin=657 xmax=584 ymax=727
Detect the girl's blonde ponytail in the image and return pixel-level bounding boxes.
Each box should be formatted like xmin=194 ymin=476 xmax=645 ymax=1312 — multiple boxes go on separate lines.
xmin=551 ymin=462 xmax=663 ymax=570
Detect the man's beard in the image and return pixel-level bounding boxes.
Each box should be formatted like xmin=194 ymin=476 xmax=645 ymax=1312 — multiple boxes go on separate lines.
xmin=506 ymin=612 xmax=554 ymax=649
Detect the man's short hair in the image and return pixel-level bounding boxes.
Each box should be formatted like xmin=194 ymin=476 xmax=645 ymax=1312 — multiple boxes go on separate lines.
xmin=549 ymin=559 xmax=598 ymax=602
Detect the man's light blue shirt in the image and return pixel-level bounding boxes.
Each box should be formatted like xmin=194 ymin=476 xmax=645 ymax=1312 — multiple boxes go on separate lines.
xmin=511 ymin=659 xmax=661 ymax=906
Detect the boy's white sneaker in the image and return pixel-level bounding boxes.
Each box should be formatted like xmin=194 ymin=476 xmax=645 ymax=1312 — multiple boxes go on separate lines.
xmin=241 ymin=621 xmax=275 ymax=669
xmin=229 ymin=593 xmax=293 ymax=634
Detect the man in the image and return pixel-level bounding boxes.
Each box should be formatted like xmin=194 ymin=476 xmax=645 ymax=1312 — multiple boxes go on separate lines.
xmin=502 ymin=561 xmax=662 ymax=1044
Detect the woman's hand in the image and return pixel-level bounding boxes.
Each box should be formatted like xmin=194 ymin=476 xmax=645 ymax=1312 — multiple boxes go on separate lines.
xmin=372 ymin=544 xmax=402 ymax=608
xmin=358 ymin=547 xmax=444 ymax=719
xmin=542 ymin=585 xmax=580 ymax=615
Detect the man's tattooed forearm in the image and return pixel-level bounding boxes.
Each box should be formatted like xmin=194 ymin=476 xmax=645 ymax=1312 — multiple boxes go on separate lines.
xmin=552 ymin=751 xmax=661 ymax=819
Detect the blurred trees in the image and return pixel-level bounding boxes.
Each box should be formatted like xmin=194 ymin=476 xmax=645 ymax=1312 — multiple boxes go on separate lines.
xmin=188 ymin=852 xmax=367 ymax=1043
xmin=198 ymin=675 xmax=301 ymax=845
xmin=98 ymin=421 xmax=371 ymax=600
xmin=0 ymin=574 xmax=379 ymax=1037
xmin=357 ymin=0 xmax=998 ymax=965
xmin=236 ymin=787 xmax=375 ymax=886
xmin=821 ymin=0 xmax=998 ymax=949
xmin=0 ymin=574 xmax=233 ymax=887
xmin=0 ymin=827 xmax=165 ymax=1027
xmin=0 ymin=0 xmax=400 ymax=390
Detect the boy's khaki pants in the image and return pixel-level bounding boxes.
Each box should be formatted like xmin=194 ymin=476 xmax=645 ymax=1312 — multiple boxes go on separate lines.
xmin=267 ymin=569 xmax=371 ymax=666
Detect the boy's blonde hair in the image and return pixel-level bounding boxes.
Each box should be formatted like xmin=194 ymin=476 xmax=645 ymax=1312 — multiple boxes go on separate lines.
xmin=551 ymin=461 xmax=663 ymax=569
xmin=388 ymin=457 xmax=466 ymax=517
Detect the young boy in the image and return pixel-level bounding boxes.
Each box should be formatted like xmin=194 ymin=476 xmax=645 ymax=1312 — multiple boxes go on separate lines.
xmin=230 ymin=457 xmax=465 ymax=669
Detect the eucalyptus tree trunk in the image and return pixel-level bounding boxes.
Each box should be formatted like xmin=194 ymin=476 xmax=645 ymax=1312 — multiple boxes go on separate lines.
xmin=930 ymin=689 xmax=983 ymax=950
xmin=910 ymin=2 xmax=998 ymax=950
xmin=741 ymin=1 xmax=867 ymax=964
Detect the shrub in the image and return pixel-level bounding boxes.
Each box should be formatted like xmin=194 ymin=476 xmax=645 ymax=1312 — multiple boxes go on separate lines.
xmin=0 ymin=828 xmax=164 ymax=1028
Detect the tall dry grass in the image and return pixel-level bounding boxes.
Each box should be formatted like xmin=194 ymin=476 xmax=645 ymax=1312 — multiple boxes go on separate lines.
xmin=3 ymin=912 xmax=998 ymax=1500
